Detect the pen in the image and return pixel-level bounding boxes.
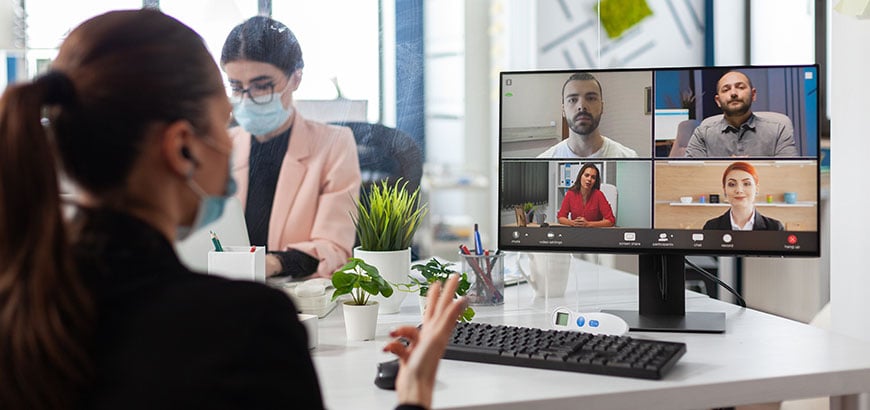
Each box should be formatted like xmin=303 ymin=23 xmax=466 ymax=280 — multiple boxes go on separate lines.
xmin=210 ymin=231 xmax=224 ymax=252
xmin=473 ymin=223 xmax=483 ymax=255
xmin=483 ymin=250 xmax=494 ymax=288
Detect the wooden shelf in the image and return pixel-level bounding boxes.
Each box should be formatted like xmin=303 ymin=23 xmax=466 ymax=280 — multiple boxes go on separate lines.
xmin=664 ymin=201 xmax=816 ymax=208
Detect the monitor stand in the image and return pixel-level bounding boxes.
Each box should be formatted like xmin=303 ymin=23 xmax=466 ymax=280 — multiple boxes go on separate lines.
xmin=604 ymin=254 xmax=726 ymax=333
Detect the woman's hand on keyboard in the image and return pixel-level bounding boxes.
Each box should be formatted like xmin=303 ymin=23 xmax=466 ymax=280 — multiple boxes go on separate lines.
xmin=383 ymin=274 xmax=467 ymax=409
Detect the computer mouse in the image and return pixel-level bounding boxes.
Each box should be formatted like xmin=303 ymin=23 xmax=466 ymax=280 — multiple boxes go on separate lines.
xmin=374 ymin=358 xmax=400 ymax=390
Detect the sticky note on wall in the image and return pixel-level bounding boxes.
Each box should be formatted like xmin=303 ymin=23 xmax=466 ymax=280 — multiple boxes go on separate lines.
xmin=596 ymin=0 xmax=654 ymax=39
xmin=834 ymin=0 xmax=870 ymax=17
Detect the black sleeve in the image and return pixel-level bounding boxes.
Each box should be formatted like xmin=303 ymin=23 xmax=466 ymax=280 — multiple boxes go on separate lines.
xmin=234 ymin=286 xmax=325 ymax=409
xmin=270 ymin=249 xmax=320 ymax=278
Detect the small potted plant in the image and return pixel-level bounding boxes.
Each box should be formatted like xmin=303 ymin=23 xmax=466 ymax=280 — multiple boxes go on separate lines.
xmin=405 ymin=258 xmax=475 ymax=322
xmin=522 ymin=202 xmax=536 ymax=225
xmin=331 ymin=258 xmax=394 ymax=341
xmin=352 ymin=178 xmax=428 ymax=314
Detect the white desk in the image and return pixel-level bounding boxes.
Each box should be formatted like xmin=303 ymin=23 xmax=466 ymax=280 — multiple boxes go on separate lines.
xmin=310 ymin=259 xmax=870 ymax=409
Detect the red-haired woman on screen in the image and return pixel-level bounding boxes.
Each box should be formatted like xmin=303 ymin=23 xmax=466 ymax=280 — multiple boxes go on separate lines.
xmin=703 ymin=161 xmax=784 ymax=231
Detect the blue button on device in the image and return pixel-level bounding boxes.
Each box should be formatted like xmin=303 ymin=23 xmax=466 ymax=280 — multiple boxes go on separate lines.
xmin=576 ymin=316 xmax=585 ymax=327
xmin=589 ymin=320 xmax=599 ymax=327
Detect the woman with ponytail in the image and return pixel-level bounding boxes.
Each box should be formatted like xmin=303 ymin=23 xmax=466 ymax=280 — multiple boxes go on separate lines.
xmin=0 ymin=69 xmax=95 ymax=410
xmin=0 ymin=9 xmax=464 ymax=410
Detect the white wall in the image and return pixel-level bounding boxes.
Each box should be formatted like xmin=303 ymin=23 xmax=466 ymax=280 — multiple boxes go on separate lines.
xmin=830 ymin=8 xmax=870 ymax=342
xmin=0 ymin=1 xmax=15 ymax=49
xmin=614 ymin=161 xmax=652 ymax=228
xmin=713 ymin=0 xmax=745 ymax=65
xmin=750 ymin=0 xmax=815 ymax=65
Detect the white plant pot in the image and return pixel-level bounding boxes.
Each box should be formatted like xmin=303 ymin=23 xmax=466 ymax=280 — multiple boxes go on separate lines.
xmin=353 ymin=247 xmax=410 ymax=314
xmin=418 ymin=294 xmax=428 ymax=316
xmin=342 ymin=301 xmax=380 ymax=341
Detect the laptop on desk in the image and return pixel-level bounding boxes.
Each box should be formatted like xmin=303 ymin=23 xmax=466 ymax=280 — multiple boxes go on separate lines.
xmin=175 ymin=196 xmax=251 ymax=273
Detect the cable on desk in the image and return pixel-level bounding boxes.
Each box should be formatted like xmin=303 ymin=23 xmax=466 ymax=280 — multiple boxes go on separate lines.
xmin=685 ymin=258 xmax=746 ymax=308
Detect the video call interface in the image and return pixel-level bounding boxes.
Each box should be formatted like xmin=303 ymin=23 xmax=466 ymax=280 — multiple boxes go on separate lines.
xmin=498 ymin=65 xmax=820 ymax=256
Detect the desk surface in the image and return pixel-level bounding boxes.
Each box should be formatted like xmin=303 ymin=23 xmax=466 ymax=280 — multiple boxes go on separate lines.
xmin=310 ymin=259 xmax=870 ymax=410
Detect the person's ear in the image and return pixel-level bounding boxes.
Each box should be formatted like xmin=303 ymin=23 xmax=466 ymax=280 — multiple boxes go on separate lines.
xmin=714 ymin=94 xmax=722 ymax=108
xmin=751 ymin=87 xmax=757 ymax=102
xmin=159 ymin=119 xmax=199 ymax=178
xmin=289 ymin=69 xmax=302 ymax=92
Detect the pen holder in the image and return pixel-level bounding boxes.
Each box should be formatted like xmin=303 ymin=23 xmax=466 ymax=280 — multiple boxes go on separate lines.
xmin=208 ymin=246 xmax=266 ymax=283
xmin=459 ymin=250 xmax=505 ymax=306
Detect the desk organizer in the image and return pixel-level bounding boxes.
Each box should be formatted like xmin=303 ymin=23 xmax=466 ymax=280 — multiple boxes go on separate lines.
xmin=208 ymin=246 xmax=266 ymax=283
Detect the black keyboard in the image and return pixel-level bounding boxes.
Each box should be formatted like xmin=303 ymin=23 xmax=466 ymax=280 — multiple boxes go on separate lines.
xmin=445 ymin=322 xmax=686 ymax=380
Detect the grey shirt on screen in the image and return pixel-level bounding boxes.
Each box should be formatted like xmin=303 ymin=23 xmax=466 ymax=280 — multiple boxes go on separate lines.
xmin=685 ymin=113 xmax=798 ymax=157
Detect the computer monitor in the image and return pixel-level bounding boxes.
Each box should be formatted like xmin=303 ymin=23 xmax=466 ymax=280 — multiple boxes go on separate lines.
xmin=498 ymin=65 xmax=820 ymax=333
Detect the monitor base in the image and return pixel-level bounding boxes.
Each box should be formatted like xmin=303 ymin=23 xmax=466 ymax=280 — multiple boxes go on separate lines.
xmin=603 ymin=310 xmax=726 ymax=333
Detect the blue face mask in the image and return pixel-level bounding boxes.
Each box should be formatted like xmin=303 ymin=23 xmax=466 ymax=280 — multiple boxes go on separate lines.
xmin=177 ymin=159 xmax=238 ymax=241
xmin=232 ymin=93 xmax=293 ymax=136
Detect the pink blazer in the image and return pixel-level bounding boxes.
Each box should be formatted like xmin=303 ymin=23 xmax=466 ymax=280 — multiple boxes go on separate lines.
xmin=230 ymin=112 xmax=361 ymax=277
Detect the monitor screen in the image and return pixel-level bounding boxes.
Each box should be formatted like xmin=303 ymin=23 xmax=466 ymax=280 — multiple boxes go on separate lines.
xmin=498 ymin=66 xmax=820 ymax=257
xmin=497 ymin=65 xmax=820 ymax=333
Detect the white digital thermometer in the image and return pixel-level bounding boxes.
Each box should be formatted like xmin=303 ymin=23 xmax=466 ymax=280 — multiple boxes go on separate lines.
xmin=552 ymin=307 xmax=630 ymax=336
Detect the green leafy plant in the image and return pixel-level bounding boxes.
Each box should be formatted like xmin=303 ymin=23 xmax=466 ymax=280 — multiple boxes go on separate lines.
xmin=522 ymin=202 xmax=536 ymax=213
xmin=331 ymin=258 xmax=394 ymax=306
xmin=354 ymin=179 xmax=428 ymax=251
xmin=402 ymin=258 xmax=475 ymax=322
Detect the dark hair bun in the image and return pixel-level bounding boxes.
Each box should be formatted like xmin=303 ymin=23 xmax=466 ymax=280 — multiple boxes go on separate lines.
xmin=38 ymin=71 xmax=76 ymax=106
xmin=221 ymin=16 xmax=304 ymax=75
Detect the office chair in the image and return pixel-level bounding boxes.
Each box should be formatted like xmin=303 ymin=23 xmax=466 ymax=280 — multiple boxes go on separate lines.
xmin=668 ymin=119 xmax=700 ymax=157
xmin=599 ymin=183 xmax=618 ymax=221
xmin=331 ymin=121 xmax=423 ymax=195
xmin=331 ymin=121 xmax=424 ymax=259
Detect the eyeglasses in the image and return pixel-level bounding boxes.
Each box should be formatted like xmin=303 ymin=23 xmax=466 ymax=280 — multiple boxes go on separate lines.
xmin=227 ymin=81 xmax=275 ymax=105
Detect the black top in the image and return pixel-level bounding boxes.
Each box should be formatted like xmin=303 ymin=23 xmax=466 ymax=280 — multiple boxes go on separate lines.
xmin=702 ymin=209 xmax=785 ymax=231
xmin=73 ymin=208 xmax=324 ymax=409
xmin=246 ymin=127 xmax=319 ymax=277
xmin=246 ymin=128 xmax=290 ymax=246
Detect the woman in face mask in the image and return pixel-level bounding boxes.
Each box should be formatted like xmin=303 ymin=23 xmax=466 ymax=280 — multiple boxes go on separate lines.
xmin=221 ymin=16 xmax=361 ymax=279
xmin=0 ymin=9 xmax=464 ymax=410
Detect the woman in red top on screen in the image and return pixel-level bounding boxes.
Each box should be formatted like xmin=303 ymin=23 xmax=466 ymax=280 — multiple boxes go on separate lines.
xmin=557 ymin=163 xmax=615 ymax=227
